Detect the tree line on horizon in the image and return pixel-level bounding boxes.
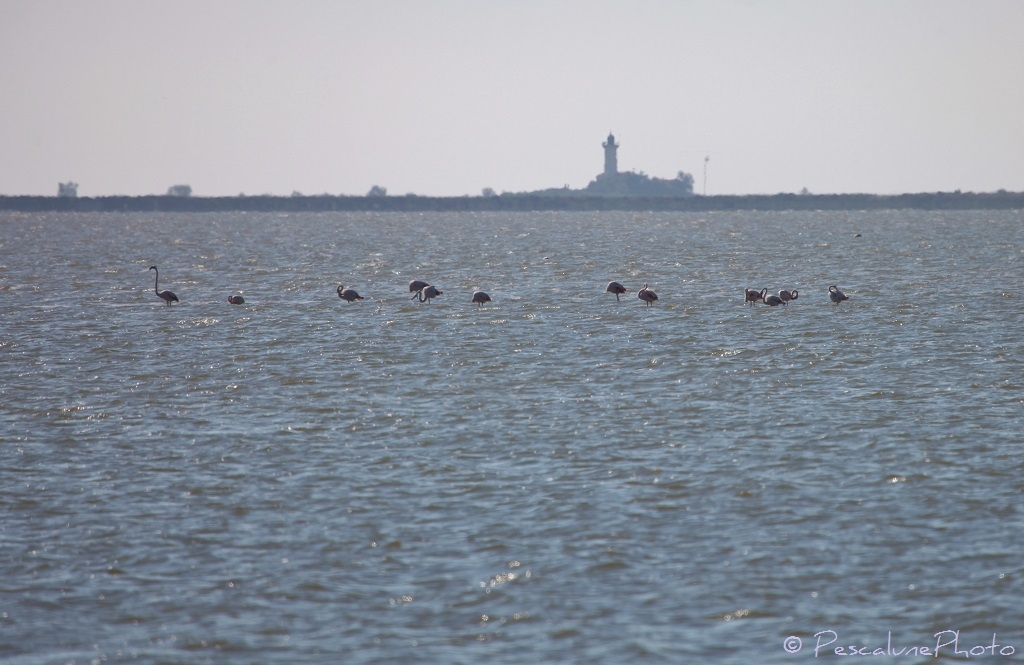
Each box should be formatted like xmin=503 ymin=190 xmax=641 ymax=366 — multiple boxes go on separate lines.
xmin=4 ymin=189 xmax=1023 ymax=213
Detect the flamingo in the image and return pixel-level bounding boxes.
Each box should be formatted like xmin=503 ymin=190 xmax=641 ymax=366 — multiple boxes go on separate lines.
xmin=764 ymin=293 xmax=785 ymax=306
xmin=416 ymin=284 xmax=443 ymax=303
xmin=745 ymin=288 xmax=767 ymax=306
xmin=779 ymin=289 xmax=798 ymax=303
xmin=606 ymin=281 xmax=627 ymax=301
xmin=148 ymin=266 xmax=179 ymax=306
xmin=638 ymin=283 xmax=658 ymax=306
xmin=828 ymin=285 xmax=849 ymax=305
xmin=408 ymin=279 xmax=430 ymax=299
xmin=337 ymin=285 xmax=363 ymax=303
xmin=227 ymin=295 xmax=245 ymax=305
xmin=471 ymin=291 xmax=491 ymax=306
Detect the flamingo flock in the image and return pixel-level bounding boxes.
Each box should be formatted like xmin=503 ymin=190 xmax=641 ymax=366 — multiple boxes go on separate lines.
xmin=744 ymin=287 xmax=804 ymax=306
xmin=146 ymin=266 xmax=850 ymax=310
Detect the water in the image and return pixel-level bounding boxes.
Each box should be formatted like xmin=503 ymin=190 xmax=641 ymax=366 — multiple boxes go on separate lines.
xmin=1 ymin=209 xmax=1022 ymax=664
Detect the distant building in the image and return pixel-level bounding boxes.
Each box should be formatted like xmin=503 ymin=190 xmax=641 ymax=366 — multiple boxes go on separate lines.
xmin=57 ymin=182 xmax=78 ymax=198
xmin=515 ymin=132 xmax=694 ymax=198
xmin=587 ymin=133 xmax=694 ymax=197
xmin=602 ymin=132 xmax=619 ymax=176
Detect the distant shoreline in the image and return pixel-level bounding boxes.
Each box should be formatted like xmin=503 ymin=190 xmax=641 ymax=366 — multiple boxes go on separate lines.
xmin=2 ymin=191 xmax=1022 ymax=213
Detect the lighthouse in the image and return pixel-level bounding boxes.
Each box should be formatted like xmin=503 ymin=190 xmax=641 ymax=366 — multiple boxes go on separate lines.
xmin=602 ymin=132 xmax=619 ymax=176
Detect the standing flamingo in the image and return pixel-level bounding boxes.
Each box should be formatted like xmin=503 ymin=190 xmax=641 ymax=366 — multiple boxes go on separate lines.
xmin=337 ymin=285 xmax=363 ymax=303
xmin=606 ymin=281 xmax=627 ymax=301
xmin=148 ymin=266 xmax=179 ymax=306
xmin=416 ymin=284 xmax=443 ymax=303
xmin=408 ymin=279 xmax=430 ymax=298
xmin=471 ymin=291 xmax=491 ymax=306
xmin=745 ymin=288 xmax=767 ymax=306
xmin=828 ymin=285 xmax=849 ymax=305
xmin=779 ymin=289 xmax=798 ymax=303
xmin=638 ymin=283 xmax=659 ymax=306
xmin=227 ymin=295 xmax=245 ymax=305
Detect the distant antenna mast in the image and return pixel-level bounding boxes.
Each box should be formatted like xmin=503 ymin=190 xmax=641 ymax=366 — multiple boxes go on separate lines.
xmin=703 ymin=155 xmax=710 ymax=195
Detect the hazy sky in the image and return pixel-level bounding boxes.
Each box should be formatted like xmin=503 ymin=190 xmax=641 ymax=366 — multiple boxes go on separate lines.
xmin=3 ymin=0 xmax=1023 ymax=197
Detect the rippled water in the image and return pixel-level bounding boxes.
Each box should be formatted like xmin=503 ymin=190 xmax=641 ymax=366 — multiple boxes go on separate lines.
xmin=2 ymin=210 xmax=1023 ymax=664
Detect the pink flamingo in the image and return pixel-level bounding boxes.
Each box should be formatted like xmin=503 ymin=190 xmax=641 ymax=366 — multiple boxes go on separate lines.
xmin=149 ymin=266 xmax=179 ymax=306
xmin=416 ymin=284 xmax=443 ymax=303
xmin=606 ymin=281 xmax=627 ymax=301
xmin=828 ymin=285 xmax=849 ymax=305
xmin=337 ymin=285 xmax=363 ymax=303
xmin=745 ymin=288 xmax=767 ymax=306
xmin=408 ymin=280 xmax=430 ymax=298
xmin=638 ymin=283 xmax=659 ymax=306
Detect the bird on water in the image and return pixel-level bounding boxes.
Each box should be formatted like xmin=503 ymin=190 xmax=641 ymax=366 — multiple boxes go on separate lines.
xmin=416 ymin=284 xmax=443 ymax=303
xmin=764 ymin=292 xmax=785 ymax=306
xmin=471 ymin=291 xmax=491 ymax=306
xmin=638 ymin=283 xmax=658 ymax=306
xmin=828 ymin=285 xmax=849 ymax=305
xmin=408 ymin=279 xmax=430 ymax=298
xmin=606 ymin=281 xmax=627 ymax=301
xmin=149 ymin=266 xmax=179 ymax=306
xmin=337 ymin=285 xmax=363 ymax=303
xmin=745 ymin=288 xmax=767 ymax=306
xmin=778 ymin=289 xmax=798 ymax=303
xmin=227 ymin=295 xmax=245 ymax=305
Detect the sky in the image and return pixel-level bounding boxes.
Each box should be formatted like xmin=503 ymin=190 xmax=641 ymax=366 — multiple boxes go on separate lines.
xmin=2 ymin=0 xmax=1023 ymax=197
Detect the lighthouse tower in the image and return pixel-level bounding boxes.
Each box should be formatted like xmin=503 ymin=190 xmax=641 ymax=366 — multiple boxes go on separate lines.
xmin=602 ymin=132 xmax=619 ymax=176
